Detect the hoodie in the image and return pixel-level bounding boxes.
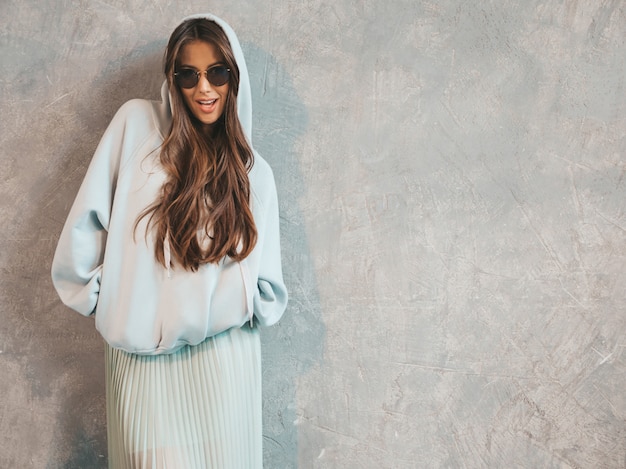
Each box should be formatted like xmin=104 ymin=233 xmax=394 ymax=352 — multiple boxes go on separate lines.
xmin=51 ymin=14 xmax=288 ymax=354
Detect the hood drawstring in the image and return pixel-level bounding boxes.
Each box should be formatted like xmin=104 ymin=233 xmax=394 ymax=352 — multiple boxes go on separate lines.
xmin=164 ymin=230 xmax=172 ymax=278
xmin=239 ymin=260 xmax=254 ymax=327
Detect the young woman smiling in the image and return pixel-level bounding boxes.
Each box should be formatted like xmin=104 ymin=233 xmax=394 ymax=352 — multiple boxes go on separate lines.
xmin=52 ymin=14 xmax=287 ymax=468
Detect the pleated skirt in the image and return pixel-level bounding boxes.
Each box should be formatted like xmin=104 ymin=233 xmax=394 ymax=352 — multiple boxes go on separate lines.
xmin=104 ymin=325 xmax=262 ymax=469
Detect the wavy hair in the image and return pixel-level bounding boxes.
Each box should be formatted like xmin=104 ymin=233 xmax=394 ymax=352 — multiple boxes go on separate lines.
xmin=138 ymin=18 xmax=257 ymax=271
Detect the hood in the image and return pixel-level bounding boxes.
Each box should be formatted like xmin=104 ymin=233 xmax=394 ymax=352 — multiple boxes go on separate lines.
xmin=158 ymin=13 xmax=253 ymax=141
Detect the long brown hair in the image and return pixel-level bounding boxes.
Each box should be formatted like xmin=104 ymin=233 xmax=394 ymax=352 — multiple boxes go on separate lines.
xmin=138 ymin=18 xmax=257 ymax=271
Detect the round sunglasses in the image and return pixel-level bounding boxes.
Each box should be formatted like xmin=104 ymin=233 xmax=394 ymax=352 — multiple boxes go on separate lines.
xmin=174 ymin=65 xmax=231 ymax=89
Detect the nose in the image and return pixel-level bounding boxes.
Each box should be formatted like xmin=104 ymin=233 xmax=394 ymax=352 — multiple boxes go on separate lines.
xmin=197 ymin=71 xmax=214 ymax=91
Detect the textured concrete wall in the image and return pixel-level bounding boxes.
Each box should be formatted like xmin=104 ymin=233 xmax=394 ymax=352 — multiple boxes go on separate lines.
xmin=1 ymin=1 xmax=624 ymax=468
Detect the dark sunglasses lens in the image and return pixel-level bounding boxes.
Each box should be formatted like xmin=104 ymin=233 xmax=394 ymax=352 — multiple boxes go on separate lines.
xmin=175 ymin=69 xmax=198 ymax=89
xmin=208 ymin=66 xmax=230 ymax=86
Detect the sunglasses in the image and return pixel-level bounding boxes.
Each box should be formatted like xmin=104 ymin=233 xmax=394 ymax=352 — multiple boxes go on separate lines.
xmin=174 ymin=65 xmax=231 ymax=89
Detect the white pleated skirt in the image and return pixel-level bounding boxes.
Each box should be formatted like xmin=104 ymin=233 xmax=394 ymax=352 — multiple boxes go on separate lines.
xmin=105 ymin=325 xmax=262 ymax=469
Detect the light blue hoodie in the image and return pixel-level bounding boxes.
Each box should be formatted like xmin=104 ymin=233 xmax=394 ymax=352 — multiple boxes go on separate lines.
xmin=51 ymin=14 xmax=288 ymax=354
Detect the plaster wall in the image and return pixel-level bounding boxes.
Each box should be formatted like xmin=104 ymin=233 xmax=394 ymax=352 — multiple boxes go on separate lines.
xmin=1 ymin=1 xmax=624 ymax=467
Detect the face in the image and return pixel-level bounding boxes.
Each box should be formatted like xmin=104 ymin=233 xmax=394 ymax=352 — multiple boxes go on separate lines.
xmin=177 ymin=40 xmax=229 ymax=127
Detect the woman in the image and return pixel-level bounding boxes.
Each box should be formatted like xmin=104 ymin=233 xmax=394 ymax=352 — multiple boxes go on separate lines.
xmin=51 ymin=13 xmax=287 ymax=468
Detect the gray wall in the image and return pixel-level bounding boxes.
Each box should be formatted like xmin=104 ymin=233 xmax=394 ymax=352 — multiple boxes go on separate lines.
xmin=1 ymin=1 xmax=624 ymax=468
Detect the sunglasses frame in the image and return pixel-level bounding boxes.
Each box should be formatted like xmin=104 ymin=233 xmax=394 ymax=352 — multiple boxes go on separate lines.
xmin=174 ymin=65 xmax=231 ymax=89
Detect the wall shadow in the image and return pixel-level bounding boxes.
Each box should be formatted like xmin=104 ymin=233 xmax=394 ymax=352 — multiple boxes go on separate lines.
xmin=244 ymin=42 xmax=325 ymax=468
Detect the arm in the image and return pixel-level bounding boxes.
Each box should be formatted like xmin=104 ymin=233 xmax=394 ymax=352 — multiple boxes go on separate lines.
xmin=252 ymin=172 xmax=288 ymax=327
xmin=51 ymin=106 xmax=126 ymax=316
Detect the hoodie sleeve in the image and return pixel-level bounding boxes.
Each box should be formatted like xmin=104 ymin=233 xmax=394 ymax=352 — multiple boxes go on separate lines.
xmin=51 ymin=104 xmax=127 ymax=316
xmin=251 ymin=170 xmax=289 ymax=327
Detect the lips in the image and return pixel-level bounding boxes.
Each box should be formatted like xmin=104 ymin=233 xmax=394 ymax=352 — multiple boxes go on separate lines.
xmin=197 ymin=98 xmax=218 ymax=113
